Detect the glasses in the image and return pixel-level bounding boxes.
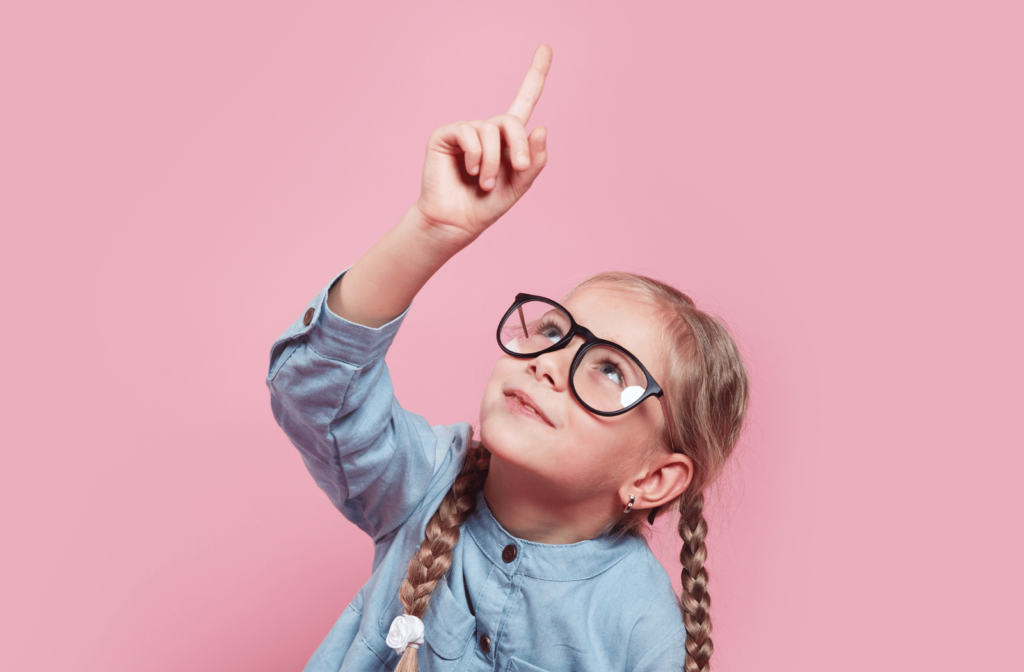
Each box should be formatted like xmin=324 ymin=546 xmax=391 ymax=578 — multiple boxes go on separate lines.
xmin=496 ymin=293 xmax=665 ymax=416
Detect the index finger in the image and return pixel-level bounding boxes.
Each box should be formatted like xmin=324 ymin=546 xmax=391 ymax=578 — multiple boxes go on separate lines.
xmin=507 ymin=45 xmax=552 ymax=125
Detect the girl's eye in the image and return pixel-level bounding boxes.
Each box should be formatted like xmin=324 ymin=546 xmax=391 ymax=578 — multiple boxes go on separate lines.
xmin=597 ymin=360 xmax=625 ymax=387
xmin=536 ymin=320 xmax=564 ymax=344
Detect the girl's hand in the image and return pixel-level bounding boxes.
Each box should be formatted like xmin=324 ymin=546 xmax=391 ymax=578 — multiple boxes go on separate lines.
xmin=328 ymin=46 xmax=551 ymax=327
xmin=413 ymin=45 xmax=552 ymax=249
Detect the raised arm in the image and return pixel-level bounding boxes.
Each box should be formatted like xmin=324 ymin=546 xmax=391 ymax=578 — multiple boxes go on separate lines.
xmin=328 ymin=45 xmax=552 ymax=327
xmin=268 ymin=46 xmax=554 ymax=543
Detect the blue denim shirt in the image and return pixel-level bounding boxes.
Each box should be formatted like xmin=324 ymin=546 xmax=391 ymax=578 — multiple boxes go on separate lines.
xmin=267 ymin=274 xmax=688 ymax=672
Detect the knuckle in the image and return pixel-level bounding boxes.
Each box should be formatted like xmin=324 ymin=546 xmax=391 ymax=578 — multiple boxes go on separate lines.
xmin=497 ymin=114 xmax=520 ymax=130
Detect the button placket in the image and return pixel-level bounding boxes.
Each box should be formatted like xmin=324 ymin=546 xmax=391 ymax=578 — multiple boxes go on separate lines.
xmin=470 ymin=542 xmax=520 ymax=663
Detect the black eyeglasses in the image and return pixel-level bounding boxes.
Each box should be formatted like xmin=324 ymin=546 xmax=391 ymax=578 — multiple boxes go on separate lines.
xmin=496 ymin=293 xmax=665 ymax=417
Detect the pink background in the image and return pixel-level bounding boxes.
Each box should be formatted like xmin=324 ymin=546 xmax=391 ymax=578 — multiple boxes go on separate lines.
xmin=2 ymin=1 xmax=1021 ymax=670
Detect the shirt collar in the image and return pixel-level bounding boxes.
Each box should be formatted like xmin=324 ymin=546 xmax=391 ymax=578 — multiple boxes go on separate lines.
xmin=463 ymin=491 xmax=644 ymax=581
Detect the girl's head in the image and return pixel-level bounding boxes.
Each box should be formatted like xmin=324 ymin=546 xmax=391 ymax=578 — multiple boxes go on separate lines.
xmin=478 ymin=279 xmax=688 ymax=514
xmin=479 ymin=273 xmax=748 ymax=528
xmin=396 ymin=273 xmax=749 ymax=672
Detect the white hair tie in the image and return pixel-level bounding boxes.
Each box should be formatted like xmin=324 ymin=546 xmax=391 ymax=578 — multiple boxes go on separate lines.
xmin=386 ymin=614 xmax=425 ymax=655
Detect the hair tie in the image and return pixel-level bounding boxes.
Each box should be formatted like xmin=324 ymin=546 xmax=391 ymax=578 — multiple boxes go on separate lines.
xmin=386 ymin=614 xmax=425 ymax=655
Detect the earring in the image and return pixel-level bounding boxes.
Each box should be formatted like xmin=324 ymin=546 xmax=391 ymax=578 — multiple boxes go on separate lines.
xmin=623 ymin=494 xmax=635 ymax=513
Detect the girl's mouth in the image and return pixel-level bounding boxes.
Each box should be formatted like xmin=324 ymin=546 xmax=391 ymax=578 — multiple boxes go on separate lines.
xmin=504 ymin=390 xmax=554 ymax=427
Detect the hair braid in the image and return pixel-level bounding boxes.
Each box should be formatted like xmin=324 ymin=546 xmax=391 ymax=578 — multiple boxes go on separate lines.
xmin=679 ymin=492 xmax=713 ymax=672
xmin=394 ymin=440 xmax=490 ymax=672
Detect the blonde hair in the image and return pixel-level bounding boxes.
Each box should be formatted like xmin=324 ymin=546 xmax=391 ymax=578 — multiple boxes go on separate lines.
xmin=394 ymin=441 xmax=490 ymax=672
xmin=396 ymin=272 xmax=749 ymax=672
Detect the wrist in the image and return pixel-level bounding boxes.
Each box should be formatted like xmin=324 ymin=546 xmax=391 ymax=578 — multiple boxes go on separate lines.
xmin=329 ymin=208 xmax=462 ymax=327
xmin=407 ymin=202 xmax=478 ymax=255
xmin=380 ymin=205 xmax=466 ymax=283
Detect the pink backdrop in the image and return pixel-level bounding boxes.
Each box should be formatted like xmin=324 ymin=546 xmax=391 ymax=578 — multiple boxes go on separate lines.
xmin=2 ymin=2 xmax=1021 ymax=670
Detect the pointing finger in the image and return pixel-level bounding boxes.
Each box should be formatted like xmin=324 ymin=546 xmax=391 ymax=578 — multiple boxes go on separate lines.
xmin=507 ymin=45 xmax=552 ymax=125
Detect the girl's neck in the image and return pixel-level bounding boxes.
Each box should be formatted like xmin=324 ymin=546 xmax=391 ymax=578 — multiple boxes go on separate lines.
xmin=482 ymin=456 xmax=620 ymax=545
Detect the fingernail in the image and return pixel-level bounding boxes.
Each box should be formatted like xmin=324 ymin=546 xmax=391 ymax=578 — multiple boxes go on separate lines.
xmin=482 ymin=177 xmax=496 ymax=189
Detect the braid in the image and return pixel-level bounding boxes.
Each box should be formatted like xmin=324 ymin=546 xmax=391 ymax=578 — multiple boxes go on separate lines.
xmin=678 ymin=492 xmax=713 ymax=672
xmin=394 ymin=440 xmax=490 ymax=672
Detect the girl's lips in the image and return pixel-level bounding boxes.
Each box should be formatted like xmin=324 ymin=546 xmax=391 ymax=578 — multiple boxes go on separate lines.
xmin=504 ymin=390 xmax=554 ymax=427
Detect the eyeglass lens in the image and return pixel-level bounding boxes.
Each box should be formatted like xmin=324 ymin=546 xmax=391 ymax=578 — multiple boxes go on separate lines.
xmin=499 ymin=300 xmax=649 ymax=412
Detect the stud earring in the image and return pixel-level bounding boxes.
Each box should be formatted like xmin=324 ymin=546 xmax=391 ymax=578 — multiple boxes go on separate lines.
xmin=623 ymin=494 xmax=635 ymax=513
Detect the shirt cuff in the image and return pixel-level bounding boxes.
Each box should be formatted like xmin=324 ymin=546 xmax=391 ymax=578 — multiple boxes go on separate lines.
xmin=304 ymin=270 xmax=411 ymax=365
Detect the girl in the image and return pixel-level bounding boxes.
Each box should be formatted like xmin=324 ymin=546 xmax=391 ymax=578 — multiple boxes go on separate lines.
xmin=268 ymin=46 xmax=748 ymax=672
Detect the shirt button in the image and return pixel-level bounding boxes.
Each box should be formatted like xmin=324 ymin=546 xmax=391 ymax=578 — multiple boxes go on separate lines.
xmin=303 ymin=308 xmax=315 ymax=326
xmin=501 ymin=545 xmax=517 ymax=563
xmin=479 ymin=634 xmax=491 ymax=653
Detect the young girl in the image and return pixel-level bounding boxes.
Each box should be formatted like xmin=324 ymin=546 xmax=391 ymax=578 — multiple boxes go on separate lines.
xmin=268 ymin=46 xmax=748 ymax=672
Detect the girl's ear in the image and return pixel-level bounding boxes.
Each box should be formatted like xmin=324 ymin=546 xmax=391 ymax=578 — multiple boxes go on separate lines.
xmin=621 ymin=453 xmax=694 ymax=511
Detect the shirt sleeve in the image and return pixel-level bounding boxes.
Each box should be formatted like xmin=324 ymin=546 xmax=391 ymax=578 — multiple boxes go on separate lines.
xmin=266 ymin=271 xmax=471 ymax=543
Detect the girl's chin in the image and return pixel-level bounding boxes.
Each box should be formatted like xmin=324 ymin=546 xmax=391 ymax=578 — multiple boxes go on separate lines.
xmin=479 ymin=419 xmax=533 ymax=461
xmin=478 ymin=419 xmax=505 ymax=455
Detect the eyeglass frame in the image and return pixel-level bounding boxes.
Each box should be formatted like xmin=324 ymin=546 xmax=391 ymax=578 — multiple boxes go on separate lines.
xmin=495 ymin=292 xmax=667 ymax=417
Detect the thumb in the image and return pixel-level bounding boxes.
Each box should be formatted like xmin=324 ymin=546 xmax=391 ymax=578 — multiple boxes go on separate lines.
xmin=511 ymin=126 xmax=548 ymax=193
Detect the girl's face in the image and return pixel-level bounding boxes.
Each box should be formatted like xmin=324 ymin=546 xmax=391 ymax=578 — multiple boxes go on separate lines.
xmin=479 ymin=284 xmax=670 ymax=502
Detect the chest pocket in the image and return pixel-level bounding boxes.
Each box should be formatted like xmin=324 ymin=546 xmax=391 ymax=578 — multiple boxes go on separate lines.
xmin=377 ymin=580 xmax=476 ymax=668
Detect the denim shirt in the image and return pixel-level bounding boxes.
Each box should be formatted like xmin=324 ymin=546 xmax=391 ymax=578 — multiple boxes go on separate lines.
xmin=267 ymin=274 xmax=688 ymax=672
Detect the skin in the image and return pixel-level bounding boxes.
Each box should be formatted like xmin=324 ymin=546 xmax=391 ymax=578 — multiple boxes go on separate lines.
xmin=326 ymin=45 xmax=691 ymax=545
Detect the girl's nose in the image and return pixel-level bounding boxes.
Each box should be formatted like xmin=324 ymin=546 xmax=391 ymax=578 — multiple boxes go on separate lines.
xmin=528 ymin=336 xmax=582 ymax=390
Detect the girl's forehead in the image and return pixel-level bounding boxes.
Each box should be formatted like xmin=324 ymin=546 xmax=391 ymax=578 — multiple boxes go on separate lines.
xmin=563 ymin=284 xmax=645 ymax=323
xmin=564 ymin=283 xmax=646 ymax=313
xmin=563 ymin=286 xmax=666 ymax=371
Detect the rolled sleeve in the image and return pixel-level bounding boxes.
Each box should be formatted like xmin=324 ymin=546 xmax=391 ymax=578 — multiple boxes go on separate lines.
xmin=309 ymin=275 xmax=410 ymax=365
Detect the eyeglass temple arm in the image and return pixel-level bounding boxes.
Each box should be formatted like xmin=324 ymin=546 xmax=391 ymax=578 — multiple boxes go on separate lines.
xmin=517 ymin=305 xmax=528 ymax=337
